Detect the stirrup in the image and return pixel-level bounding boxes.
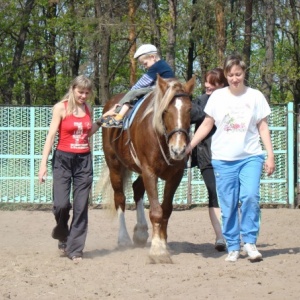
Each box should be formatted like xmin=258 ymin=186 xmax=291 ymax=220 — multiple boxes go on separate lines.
xmin=101 ymin=116 xmax=123 ymax=128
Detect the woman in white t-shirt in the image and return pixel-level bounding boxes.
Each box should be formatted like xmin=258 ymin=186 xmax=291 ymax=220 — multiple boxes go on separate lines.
xmin=186 ymin=54 xmax=275 ymax=263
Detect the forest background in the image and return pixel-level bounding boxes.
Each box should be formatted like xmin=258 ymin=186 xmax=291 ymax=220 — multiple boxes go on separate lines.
xmin=0 ymin=0 xmax=299 ymax=107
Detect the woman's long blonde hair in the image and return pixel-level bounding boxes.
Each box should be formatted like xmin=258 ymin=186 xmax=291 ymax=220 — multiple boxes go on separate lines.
xmin=60 ymin=75 xmax=94 ymax=116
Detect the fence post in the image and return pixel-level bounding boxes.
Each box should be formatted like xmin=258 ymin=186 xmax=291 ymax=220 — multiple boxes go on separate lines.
xmin=186 ymin=130 xmax=194 ymax=206
xmin=30 ymin=107 xmax=35 ymax=203
xmin=287 ymin=102 xmax=295 ymax=208
xmin=187 ymin=155 xmax=192 ymax=205
xmin=297 ymin=104 xmax=300 ymax=208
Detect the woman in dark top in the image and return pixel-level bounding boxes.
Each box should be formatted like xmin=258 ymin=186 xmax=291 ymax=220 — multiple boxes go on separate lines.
xmin=190 ymin=68 xmax=228 ymax=251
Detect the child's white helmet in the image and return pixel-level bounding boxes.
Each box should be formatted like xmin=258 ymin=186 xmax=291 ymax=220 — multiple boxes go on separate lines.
xmin=134 ymin=44 xmax=158 ymax=59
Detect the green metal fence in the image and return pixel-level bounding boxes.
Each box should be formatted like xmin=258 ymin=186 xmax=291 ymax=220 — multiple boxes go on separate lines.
xmin=0 ymin=103 xmax=295 ymax=207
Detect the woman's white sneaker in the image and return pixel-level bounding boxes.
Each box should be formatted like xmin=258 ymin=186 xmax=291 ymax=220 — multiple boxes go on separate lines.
xmin=243 ymin=243 xmax=263 ymax=262
xmin=225 ymin=250 xmax=240 ymax=262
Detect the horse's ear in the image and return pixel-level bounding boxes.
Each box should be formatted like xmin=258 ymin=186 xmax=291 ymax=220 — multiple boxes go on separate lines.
xmin=184 ymin=75 xmax=196 ymax=95
xmin=156 ymin=74 xmax=169 ymax=94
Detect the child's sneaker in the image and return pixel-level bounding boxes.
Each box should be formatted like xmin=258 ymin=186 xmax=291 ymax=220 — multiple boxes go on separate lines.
xmin=101 ymin=116 xmax=123 ymax=128
xmin=243 ymin=243 xmax=263 ymax=262
xmin=225 ymin=250 xmax=239 ymax=262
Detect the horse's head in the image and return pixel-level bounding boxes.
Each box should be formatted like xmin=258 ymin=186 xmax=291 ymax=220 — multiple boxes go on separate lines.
xmin=153 ymin=75 xmax=196 ymax=161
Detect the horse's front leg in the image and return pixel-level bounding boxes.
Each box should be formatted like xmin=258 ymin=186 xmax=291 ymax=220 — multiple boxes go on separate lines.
xmin=143 ymin=172 xmax=172 ymax=264
xmin=160 ymin=170 xmax=184 ymax=241
xmin=109 ymin=169 xmax=132 ymax=248
xmin=132 ymin=176 xmax=149 ymax=247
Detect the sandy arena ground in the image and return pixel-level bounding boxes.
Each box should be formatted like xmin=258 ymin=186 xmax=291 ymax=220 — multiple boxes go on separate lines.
xmin=0 ymin=207 xmax=300 ymax=299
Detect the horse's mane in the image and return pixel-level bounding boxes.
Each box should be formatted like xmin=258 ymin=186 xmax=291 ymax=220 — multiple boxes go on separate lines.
xmin=142 ymin=78 xmax=186 ymax=134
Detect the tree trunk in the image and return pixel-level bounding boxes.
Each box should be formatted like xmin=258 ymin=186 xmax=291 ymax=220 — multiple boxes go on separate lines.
xmin=99 ymin=36 xmax=111 ymax=104
xmin=46 ymin=1 xmax=57 ymax=105
xmin=187 ymin=0 xmax=197 ymax=80
xmin=215 ymin=0 xmax=226 ymax=66
xmin=92 ymin=35 xmax=100 ymax=105
xmin=68 ymin=0 xmax=81 ymax=78
xmin=129 ymin=0 xmax=137 ymax=86
xmin=261 ymin=0 xmax=274 ymax=102
xmin=148 ymin=0 xmax=161 ymax=49
xmin=289 ymin=0 xmax=300 ymax=106
xmin=243 ymin=0 xmax=253 ymax=84
xmin=95 ymin=0 xmax=111 ymax=104
xmin=229 ymin=0 xmax=237 ymax=46
xmin=4 ymin=0 xmax=35 ymax=104
xmin=166 ymin=0 xmax=177 ymax=72
xmin=93 ymin=1 xmax=100 ymax=104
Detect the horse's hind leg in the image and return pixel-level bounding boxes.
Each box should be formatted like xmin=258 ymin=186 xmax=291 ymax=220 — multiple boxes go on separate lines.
xmin=132 ymin=176 xmax=149 ymax=247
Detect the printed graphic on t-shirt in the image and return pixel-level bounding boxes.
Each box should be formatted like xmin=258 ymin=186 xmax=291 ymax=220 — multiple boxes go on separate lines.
xmin=224 ymin=102 xmax=251 ymax=133
xmin=223 ymin=113 xmax=246 ymax=132
xmin=71 ymin=122 xmax=89 ymax=149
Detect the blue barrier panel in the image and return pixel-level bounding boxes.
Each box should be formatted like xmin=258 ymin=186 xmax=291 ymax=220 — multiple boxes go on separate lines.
xmin=0 ymin=104 xmax=293 ymax=206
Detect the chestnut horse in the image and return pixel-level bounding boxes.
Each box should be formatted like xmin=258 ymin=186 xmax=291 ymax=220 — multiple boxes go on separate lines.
xmin=101 ymin=75 xmax=195 ymax=263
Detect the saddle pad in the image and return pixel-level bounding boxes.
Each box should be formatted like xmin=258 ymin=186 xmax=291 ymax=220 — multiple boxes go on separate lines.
xmin=123 ymin=94 xmax=148 ymax=130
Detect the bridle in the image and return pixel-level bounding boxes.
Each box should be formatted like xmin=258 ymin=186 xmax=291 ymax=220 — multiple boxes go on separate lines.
xmin=157 ymin=92 xmax=191 ymax=165
xmin=164 ymin=128 xmax=190 ymax=144
xmin=126 ymin=91 xmax=191 ymax=167
xmin=163 ymin=92 xmax=191 ymax=144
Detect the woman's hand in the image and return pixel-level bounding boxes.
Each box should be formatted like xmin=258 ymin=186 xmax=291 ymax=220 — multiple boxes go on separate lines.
xmin=264 ymin=156 xmax=275 ymax=176
xmin=185 ymin=143 xmax=193 ymax=155
xmin=102 ymin=104 xmax=121 ymax=118
xmin=38 ymin=166 xmax=47 ymax=183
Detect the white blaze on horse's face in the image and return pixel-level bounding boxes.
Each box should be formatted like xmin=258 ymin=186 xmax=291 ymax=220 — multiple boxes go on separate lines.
xmin=174 ymin=98 xmax=183 ymax=128
xmin=168 ymin=98 xmax=187 ymax=160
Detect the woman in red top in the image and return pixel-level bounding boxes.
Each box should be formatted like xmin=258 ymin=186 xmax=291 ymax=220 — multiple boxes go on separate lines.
xmin=39 ymin=75 xmax=108 ymax=263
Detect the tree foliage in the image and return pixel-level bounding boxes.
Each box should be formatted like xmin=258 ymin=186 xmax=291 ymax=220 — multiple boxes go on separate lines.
xmin=0 ymin=0 xmax=299 ymax=105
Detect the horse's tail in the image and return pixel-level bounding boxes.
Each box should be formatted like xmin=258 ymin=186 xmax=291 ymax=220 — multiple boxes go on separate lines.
xmin=94 ymin=161 xmax=132 ymax=217
xmin=94 ymin=161 xmax=115 ymax=215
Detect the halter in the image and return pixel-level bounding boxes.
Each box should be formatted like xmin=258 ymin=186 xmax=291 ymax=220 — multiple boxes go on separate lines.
xmin=164 ymin=92 xmax=191 ymax=143
xmin=125 ymin=91 xmax=191 ymax=167
xmin=157 ymin=92 xmax=191 ymax=165
xmin=164 ymin=128 xmax=190 ymax=143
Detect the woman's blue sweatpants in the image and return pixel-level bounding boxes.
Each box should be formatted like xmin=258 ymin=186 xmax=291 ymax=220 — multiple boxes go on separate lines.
xmin=212 ymin=155 xmax=264 ymax=252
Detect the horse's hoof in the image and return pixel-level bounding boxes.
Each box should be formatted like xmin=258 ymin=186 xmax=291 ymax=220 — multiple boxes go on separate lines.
xmin=117 ymin=242 xmax=133 ymax=250
xmin=133 ymin=240 xmax=147 ymax=248
xmin=147 ymin=254 xmax=173 ymax=264
xmin=133 ymin=224 xmax=149 ymax=247
xmin=118 ymin=233 xmax=133 ymax=249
